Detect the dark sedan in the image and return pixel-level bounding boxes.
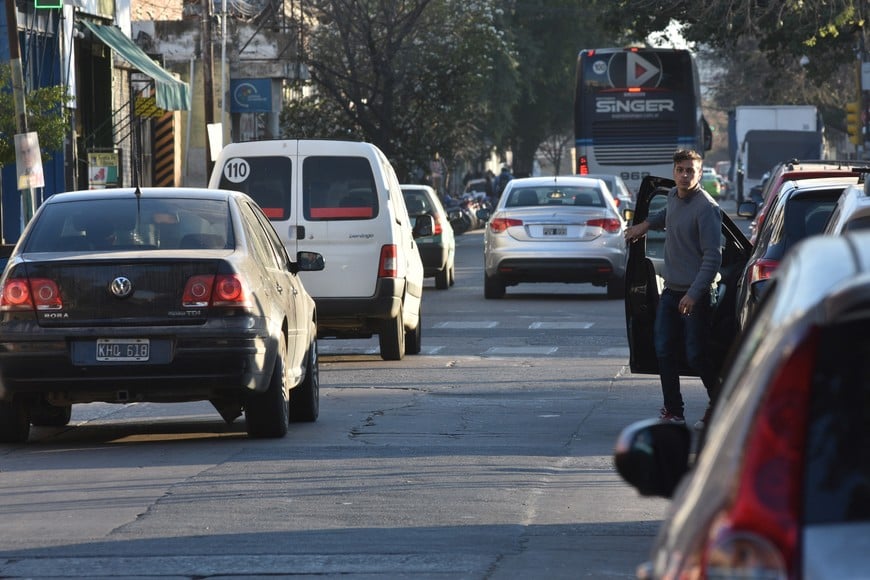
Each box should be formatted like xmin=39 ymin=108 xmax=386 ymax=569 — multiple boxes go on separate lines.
xmin=0 ymin=187 xmax=324 ymax=443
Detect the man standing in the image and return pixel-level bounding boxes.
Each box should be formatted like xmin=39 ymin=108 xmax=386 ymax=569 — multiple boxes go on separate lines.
xmin=623 ymin=149 xmax=722 ymax=429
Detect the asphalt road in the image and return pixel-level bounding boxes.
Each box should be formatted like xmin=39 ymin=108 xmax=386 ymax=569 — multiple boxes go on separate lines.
xmin=0 ymin=225 xmax=721 ymax=579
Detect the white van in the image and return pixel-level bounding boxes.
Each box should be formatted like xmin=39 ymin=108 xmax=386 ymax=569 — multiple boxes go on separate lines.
xmin=208 ymin=139 xmax=429 ymax=360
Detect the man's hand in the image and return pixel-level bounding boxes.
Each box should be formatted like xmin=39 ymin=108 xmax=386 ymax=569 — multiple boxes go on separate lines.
xmin=624 ymin=221 xmax=650 ymax=243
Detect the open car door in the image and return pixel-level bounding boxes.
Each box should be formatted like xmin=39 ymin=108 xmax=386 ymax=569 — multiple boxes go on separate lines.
xmin=625 ymin=176 xmax=752 ymax=376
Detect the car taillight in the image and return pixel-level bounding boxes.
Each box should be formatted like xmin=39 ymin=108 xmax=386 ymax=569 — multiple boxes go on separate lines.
xmin=587 ymin=218 xmax=622 ymax=234
xmin=686 ymin=328 xmax=818 ymax=579
xmin=182 ymin=274 xmax=248 ymax=307
xmin=749 ymin=258 xmax=779 ymax=285
xmin=577 ymin=156 xmax=589 ymax=175
xmin=489 ymin=218 xmax=523 ymax=233
xmin=433 ymin=216 xmax=443 ymax=236
xmin=0 ymin=277 xmax=62 ymax=311
xmin=379 ymin=245 xmax=398 ymax=277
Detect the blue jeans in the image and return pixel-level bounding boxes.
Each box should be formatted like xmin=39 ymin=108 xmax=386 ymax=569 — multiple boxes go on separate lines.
xmin=654 ymin=288 xmax=718 ymax=417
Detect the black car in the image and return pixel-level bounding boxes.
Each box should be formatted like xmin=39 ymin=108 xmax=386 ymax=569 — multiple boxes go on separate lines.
xmin=616 ymin=230 xmax=870 ymax=579
xmin=0 ymin=187 xmax=324 ymax=443
xmin=625 ymin=176 xmax=752 ymax=377
xmin=734 ymin=175 xmax=859 ymax=331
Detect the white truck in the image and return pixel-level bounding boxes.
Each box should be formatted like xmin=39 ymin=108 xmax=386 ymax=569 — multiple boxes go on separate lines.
xmin=732 ymin=105 xmax=823 ymax=202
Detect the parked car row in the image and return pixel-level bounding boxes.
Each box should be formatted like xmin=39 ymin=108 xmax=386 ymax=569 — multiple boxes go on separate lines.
xmin=617 ymin=169 xmax=870 ymax=578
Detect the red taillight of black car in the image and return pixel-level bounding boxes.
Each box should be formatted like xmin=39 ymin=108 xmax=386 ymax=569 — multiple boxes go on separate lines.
xmin=182 ymin=274 xmax=249 ymax=307
xmin=0 ymin=278 xmax=63 ymax=311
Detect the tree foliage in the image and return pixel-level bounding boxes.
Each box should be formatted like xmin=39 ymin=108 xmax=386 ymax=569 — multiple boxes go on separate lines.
xmin=282 ymin=0 xmax=512 ymax=180
xmin=0 ymin=64 xmax=72 ymax=167
xmin=598 ymin=1 xmax=865 ymax=84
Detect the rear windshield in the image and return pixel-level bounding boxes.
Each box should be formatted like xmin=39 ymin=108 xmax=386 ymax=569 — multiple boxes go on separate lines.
xmin=303 ymin=156 xmax=379 ymax=221
xmin=804 ymin=321 xmax=870 ymax=524
xmin=783 ymin=197 xmax=837 ymax=245
xmin=217 ymin=156 xmax=292 ymax=220
xmin=24 ymin=198 xmax=233 ymax=252
xmin=402 ymin=189 xmax=434 ymax=216
xmin=505 ymin=186 xmax=605 ymax=208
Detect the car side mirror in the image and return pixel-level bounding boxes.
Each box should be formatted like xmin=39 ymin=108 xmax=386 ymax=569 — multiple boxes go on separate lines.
xmin=737 ymin=201 xmax=758 ymax=219
xmin=613 ymin=418 xmax=691 ymax=498
xmin=292 ymin=251 xmax=325 ymax=273
xmin=413 ymin=214 xmax=435 ymax=238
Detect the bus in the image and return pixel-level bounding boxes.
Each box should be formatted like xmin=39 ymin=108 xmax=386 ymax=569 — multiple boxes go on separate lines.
xmin=573 ymin=47 xmax=711 ymax=194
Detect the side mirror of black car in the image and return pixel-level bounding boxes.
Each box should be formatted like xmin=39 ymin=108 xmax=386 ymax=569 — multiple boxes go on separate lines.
xmin=291 ymin=251 xmax=325 ymax=273
xmin=413 ymin=214 xmax=435 ymax=238
xmin=613 ymin=418 xmax=691 ymax=498
xmin=737 ymin=201 xmax=758 ymax=219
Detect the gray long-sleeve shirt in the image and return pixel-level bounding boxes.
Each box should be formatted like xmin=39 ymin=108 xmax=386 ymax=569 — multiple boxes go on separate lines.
xmin=647 ymin=185 xmax=722 ymax=301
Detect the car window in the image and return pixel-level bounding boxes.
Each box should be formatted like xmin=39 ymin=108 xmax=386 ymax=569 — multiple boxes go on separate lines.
xmin=246 ymin=200 xmax=292 ymax=269
xmin=218 ymin=156 xmax=293 ymax=220
xmin=239 ymin=201 xmax=281 ymax=269
xmin=783 ymin=198 xmax=837 ymax=244
xmin=402 ymin=190 xmax=432 ymax=215
xmin=302 ymin=156 xmax=379 ymax=221
xmin=843 ymin=214 xmax=870 ymax=232
xmin=804 ymin=322 xmax=870 ymax=525
xmin=645 ymin=193 xmax=668 ymax=260
xmin=24 ymin=198 xmax=232 ymax=252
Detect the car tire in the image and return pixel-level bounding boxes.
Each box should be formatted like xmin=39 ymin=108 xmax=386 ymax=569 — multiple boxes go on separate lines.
xmin=379 ymin=303 xmax=406 ymax=360
xmin=607 ymin=275 xmax=626 ymax=300
xmin=245 ymin=334 xmax=290 ymax=438
xmin=484 ymin=272 xmax=505 ymax=299
xmin=290 ymin=339 xmax=319 ymax=422
xmin=449 ymin=262 xmax=455 ymax=286
xmin=435 ymin=266 xmax=449 ymax=289
xmin=0 ymin=399 xmax=30 ymax=443
xmin=30 ymin=401 xmax=72 ymax=427
xmin=406 ymin=303 xmax=422 ymax=355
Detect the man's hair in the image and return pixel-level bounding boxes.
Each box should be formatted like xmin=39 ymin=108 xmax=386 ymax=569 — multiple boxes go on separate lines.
xmin=673 ymin=149 xmax=702 ymax=164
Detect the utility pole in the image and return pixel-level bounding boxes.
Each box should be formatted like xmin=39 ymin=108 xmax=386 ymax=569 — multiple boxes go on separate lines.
xmin=4 ymin=0 xmax=37 ymax=226
xmin=201 ymin=0 xmax=215 ymax=177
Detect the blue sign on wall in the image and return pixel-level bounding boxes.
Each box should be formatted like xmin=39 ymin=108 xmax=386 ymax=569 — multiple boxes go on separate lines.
xmin=230 ymin=78 xmax=273 ymax=113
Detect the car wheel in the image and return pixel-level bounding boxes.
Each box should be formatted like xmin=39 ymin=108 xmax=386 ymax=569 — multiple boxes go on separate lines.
xmin=30 ymin=401 xmax=72 ymax=427
xmin=245 ymin=334 xmax=290 ymax=438
xmin=0 ymin=399 xmax=30 ymax=443
xmin=379 ymin=303 xmax=405 ymax=360
xmin=405 ymin=303 xmax=422 ymax=355
xmin=435 ymin=266 xmax=449 ymax=289
xmin=290 ymin=338 xmax=319 ymax=422
xmin=484 ymin=272 xmax=505 ymax=299
xmin=607 ymin=275 xmax=626 ymax=300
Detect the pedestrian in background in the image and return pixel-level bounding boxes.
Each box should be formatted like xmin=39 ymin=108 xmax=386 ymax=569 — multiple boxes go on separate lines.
xmin=623 ymin=149 xmax=722 ymax=430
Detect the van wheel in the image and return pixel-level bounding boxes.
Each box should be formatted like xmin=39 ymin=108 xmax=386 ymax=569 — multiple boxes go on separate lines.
xmin=290 ymin=339 xmax=319 ymax=422
xmin=0 ymin=399 xmax=30 ymax=443
xmin=435 ymin=267 xmax=449 ymax=290
xmin=406 ymin=304 xmax=422 ymax=355
xmin=379 ymin=304 xmax=405 ymax=361
xmin=245 ymin=335 xmax=290 ymax=438
xmin=484 ymin=273 xmax=505 ymax=299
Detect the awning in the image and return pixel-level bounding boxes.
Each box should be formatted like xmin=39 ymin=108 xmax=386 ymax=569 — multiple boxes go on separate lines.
xmin=81 ymin=21 xmax=191 ymax=111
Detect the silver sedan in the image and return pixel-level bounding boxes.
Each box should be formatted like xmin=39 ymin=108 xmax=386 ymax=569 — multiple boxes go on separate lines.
xmin=483 ymin=176 xmax=627 ymax=299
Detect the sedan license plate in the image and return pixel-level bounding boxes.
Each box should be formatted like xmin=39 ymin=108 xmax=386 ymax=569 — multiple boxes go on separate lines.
xmin=96 ymin=338 xmax=150 ymax=362
xmin=543 ymin=226 xmax=567 ymax=236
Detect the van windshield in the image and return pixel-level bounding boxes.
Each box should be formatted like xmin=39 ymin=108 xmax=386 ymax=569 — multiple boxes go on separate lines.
xmin=303 ymin=156 xmax=379 ymax=221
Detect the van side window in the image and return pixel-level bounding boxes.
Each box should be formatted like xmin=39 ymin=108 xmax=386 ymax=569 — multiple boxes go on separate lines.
xmin=303 ymin=156 xmax=379 ymax=221
xmin=218 ymin=156 xmax=292 ymax=221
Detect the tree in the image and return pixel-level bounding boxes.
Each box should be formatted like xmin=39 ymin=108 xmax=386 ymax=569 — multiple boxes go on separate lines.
xmin=597 ymin=1 xmax=865 ymax=85
xmin=497 ymin=0 xmax=614 ymax=176
xmin=0 ymin=64 xmax=72 ymax=167
xmin=282 ymin=0 xmax=513 ymax=181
